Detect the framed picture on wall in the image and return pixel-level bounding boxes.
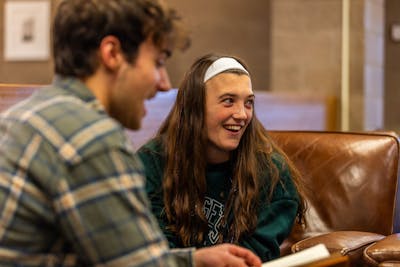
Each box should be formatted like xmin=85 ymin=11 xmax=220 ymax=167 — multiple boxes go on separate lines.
xmin=3 ymin=0 xmax=50 ymax=61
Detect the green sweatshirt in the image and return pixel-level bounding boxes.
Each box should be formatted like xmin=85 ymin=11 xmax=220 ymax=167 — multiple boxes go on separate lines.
xmin=137 ymin=139 xmax=299 ymax=262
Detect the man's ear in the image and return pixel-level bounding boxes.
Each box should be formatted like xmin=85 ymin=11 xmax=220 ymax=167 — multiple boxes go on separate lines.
xmin=99 ymin=35 xmax=124 ymax=71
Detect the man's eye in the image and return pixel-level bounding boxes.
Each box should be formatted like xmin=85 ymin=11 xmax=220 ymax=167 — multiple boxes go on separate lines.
xmin=156 ymin=59 xmax=165 ymax=68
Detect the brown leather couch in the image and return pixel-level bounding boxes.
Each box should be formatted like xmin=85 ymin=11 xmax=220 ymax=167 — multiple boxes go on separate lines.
xmin=269 ymin=131 xmax=400 ymax=267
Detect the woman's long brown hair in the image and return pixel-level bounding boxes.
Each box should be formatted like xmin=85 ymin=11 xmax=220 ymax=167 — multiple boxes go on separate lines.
xmin=155 ymin=53 xmax=305 ymax=246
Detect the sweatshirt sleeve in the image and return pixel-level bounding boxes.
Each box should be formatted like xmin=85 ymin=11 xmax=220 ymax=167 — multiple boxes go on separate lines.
xmin=239 ymin=152 xmax=300 ymax=262
xmin=136 ymin=142 xmax=182 ymax=248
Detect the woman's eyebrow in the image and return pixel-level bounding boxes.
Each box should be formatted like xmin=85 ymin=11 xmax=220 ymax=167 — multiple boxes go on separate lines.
xmin=218 ymin=93 xmax=236 ymax=99
xmin=218 ymin=93 xmax=255 ymax=100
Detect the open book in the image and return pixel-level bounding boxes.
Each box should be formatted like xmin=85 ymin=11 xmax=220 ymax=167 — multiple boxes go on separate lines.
xmin=262 ymin=244 xmax=332 ymax=267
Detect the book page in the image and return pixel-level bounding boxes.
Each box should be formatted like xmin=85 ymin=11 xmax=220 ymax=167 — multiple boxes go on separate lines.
xmin=262 ymin=244 xmax=330 ymax=267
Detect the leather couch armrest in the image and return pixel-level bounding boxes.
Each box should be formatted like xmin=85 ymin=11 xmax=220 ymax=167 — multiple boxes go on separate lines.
xmin=292 ymin=231 xmax=385 ymax=264
xmin=363 ymin=233 xmax=400 ymax=267
xmin=378 ymin=263 xmax=400 ymax=267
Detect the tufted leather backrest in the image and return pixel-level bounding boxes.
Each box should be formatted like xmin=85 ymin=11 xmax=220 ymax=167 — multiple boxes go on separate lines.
xmin=269 ymin=131 xmax=400 ymax=255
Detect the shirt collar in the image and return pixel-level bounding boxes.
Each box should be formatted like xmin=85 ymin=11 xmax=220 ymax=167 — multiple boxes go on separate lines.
xmin=52 ymin=75 xmax=105 ymax=113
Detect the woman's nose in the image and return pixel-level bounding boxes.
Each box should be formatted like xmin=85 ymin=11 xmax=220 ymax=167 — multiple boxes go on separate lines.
xmin=232 ymin=104 xmax=247 ymax=119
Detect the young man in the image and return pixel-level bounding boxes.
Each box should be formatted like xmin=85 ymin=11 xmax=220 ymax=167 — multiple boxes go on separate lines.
xmin=0 ymin=1 xmax=261 ymax=266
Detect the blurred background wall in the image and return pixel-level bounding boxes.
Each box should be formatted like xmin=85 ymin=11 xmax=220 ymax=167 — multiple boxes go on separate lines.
xmin=0 ymin=0 xmax=399 ymax=131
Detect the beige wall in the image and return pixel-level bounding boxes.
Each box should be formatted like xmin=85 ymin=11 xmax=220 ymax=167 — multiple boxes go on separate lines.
xmin=165 ymin=0 xmax=271 ymax=90
xmin=348 ymin=0 xmax=385 ymax=131
xmin=362 ymin=0 xmax=385 ymax=131
xmin=0 ymin=0 xmax=271 ymax=91
xmin=270 ymin=0 xmax=342 ymax=96
xmin=385 ymin=0 xmax=400 ymax=131
xmin=0 ymin=0 xmax=55 ymax=84
xmin=0 ymin=0 xmax=399 ymax=131
xmin=270 ymin=0 xmax=386 ymax=131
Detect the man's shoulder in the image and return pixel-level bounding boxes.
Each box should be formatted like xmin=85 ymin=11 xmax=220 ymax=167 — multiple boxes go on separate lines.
xmin=2 ymin=86 xmax=131 ymax=165
xmin=2 ymin=85 xmax=95 ymax=120
xmin=8 ymin=87 xmax=109 ymax=133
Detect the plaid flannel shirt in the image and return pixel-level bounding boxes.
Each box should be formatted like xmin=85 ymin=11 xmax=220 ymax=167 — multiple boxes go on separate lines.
xmin=0 ymin=76 xmax=193 ymax=266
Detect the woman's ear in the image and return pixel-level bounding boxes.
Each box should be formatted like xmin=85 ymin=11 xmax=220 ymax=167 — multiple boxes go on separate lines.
xmin=98 ymin=35 xmax=124 ymax=71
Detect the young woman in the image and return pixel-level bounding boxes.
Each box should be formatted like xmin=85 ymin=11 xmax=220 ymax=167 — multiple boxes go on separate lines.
xmin=137 ymin=54 xmax=306 ymax=262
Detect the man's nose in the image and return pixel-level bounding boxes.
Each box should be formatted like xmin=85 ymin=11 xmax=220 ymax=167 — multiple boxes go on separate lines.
xmin=157 ymin=67 xmax=172 ymax=91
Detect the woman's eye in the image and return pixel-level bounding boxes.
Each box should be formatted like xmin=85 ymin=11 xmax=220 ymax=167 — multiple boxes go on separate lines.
xmin=245 ymin=99 xmax=254 ymax=107
xmin=223 ymin=98 xmax=234 ymax=104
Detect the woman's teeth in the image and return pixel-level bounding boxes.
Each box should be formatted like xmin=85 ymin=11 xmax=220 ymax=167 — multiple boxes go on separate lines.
xmin=225 ymin=125 xmax=241 ymax=131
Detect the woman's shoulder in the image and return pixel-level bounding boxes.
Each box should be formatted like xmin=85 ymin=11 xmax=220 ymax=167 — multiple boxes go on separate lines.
xmin=137 ymin=138 xmax=163 ymax=154
xmin=136 ymin=138 xmax=165 ymax=163
xmin=136 ymin=138 xmax=166 ymax=180
xmin=270 ymin=151 xmax=288 ymax=171
xmin=259 ymin=151 xmax=294 ymax=188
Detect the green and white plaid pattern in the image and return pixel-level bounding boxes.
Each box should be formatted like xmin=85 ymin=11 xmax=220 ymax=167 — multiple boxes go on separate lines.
xmin=0 ymin=76 xmax=193 ymax=266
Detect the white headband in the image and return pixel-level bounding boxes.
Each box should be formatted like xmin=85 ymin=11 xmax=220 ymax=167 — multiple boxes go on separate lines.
xmin=203 ymin=57 xmax=249 ymax=83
